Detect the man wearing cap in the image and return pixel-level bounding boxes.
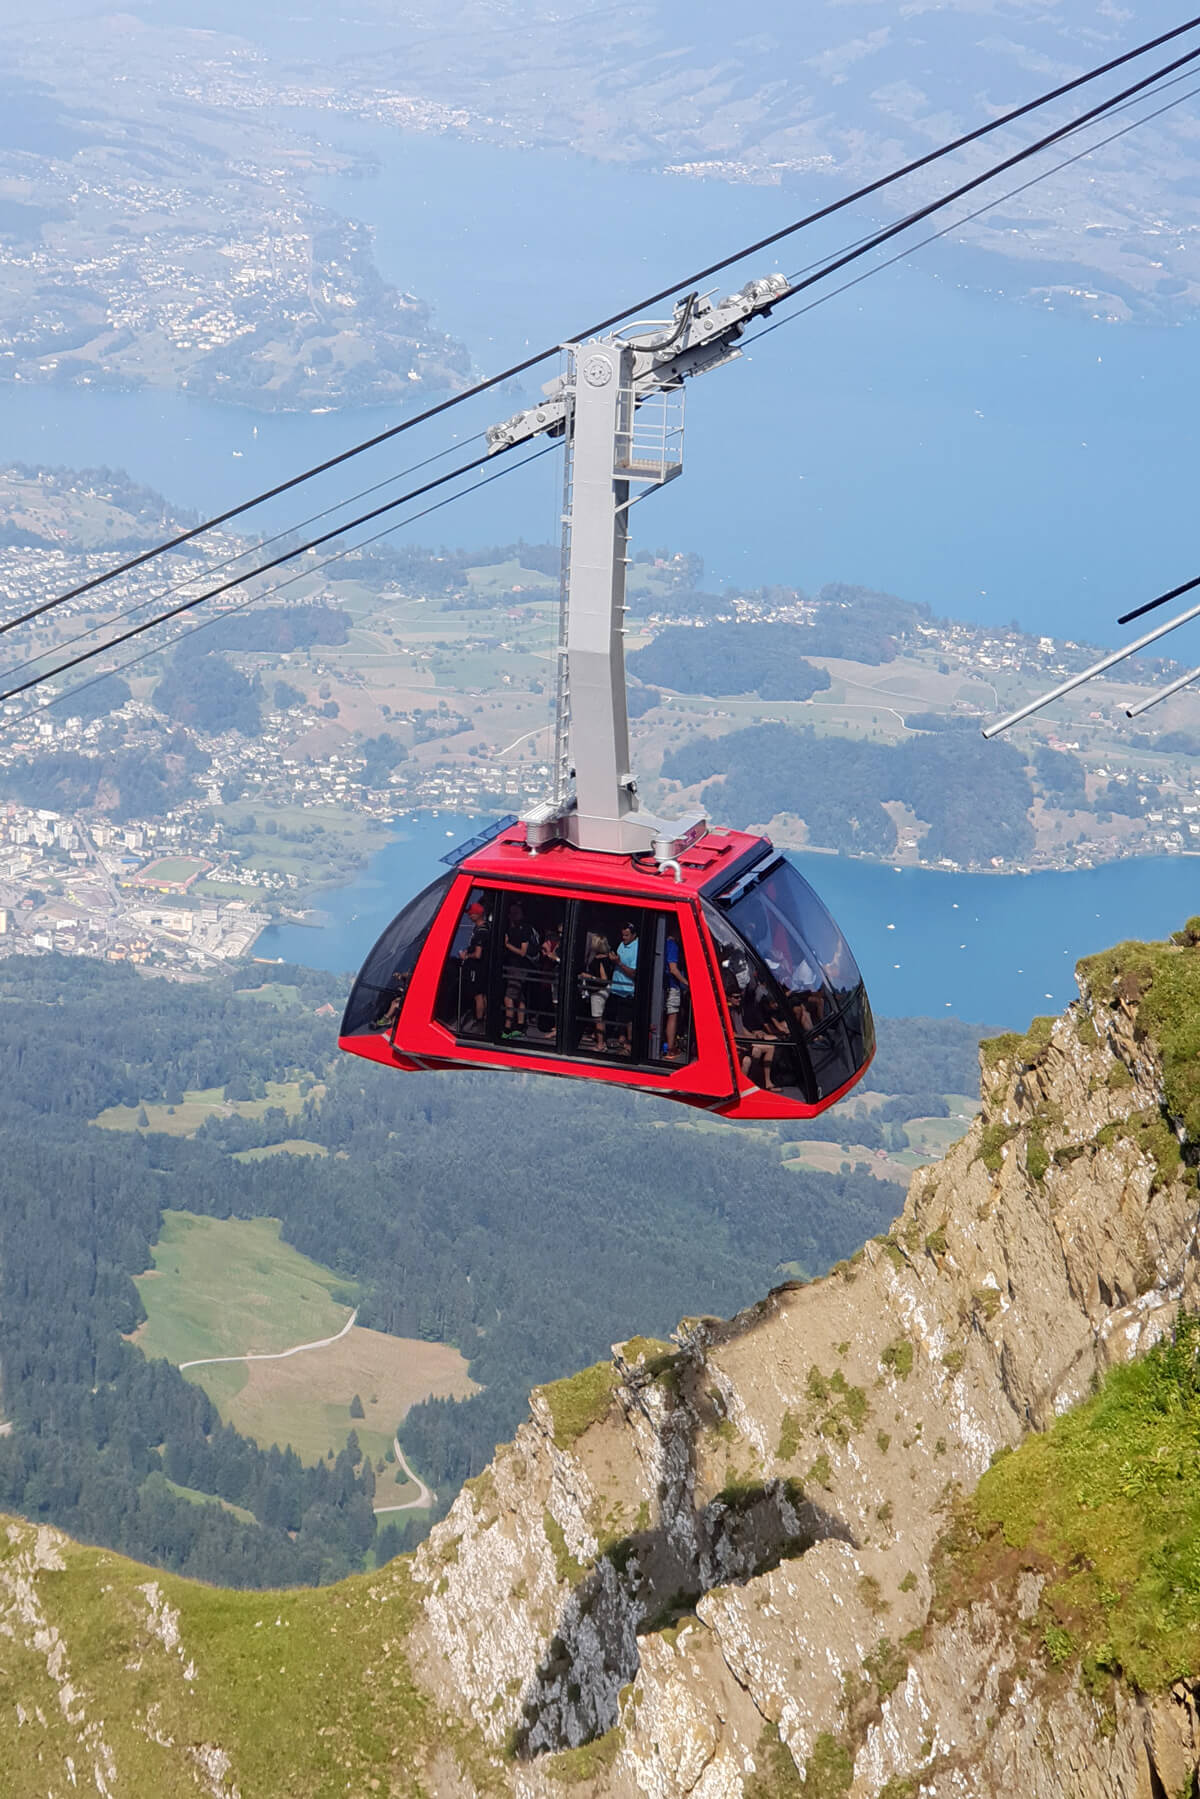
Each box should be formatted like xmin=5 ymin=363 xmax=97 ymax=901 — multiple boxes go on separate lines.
xmin=455 ymin=895 xmax=490 ymax=1032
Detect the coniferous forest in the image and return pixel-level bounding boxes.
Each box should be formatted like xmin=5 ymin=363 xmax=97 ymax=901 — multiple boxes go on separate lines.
xmin=0 ymin=957 xmax=980 ymax=1587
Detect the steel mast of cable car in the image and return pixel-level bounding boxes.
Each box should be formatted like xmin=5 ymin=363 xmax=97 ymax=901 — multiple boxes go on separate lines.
xmin=486 ymin=273 xmax=789 ymax=860
xmin=339 ymin=267 xmax=876 ymax=1118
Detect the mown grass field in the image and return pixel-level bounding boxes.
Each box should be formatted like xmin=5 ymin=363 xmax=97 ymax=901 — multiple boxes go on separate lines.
xmin=192 ymin=877 xmax=271 ymax=902
xmin=93 ymin=1079 xmax=315 ymax=1137
xmin=134 ymin=855 xmax=207 ymax=885
xmin=232 ymin=1138 xmax=329 ymax=1162
xmin=782 ymin=1141 xmax=921 ymax=1184
xmin=209 ymin=1323 xmax=476 ymax=1470
xmin=133 ymin=1212 xmax=476 ymax=1469
xmin=132 ymin=1212 xmax=355 ymax=1367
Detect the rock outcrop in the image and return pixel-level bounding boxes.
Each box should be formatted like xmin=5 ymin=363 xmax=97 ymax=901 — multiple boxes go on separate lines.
xmin=408 ymin=960 xmax=1200 ymax=1796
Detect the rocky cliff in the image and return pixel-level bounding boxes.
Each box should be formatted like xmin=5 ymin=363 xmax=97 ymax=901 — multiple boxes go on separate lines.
xmin=6 ymin=935 xmax=1200 ymax=1798
xmin=405 ymin=937 xmax=1200 ymax=1797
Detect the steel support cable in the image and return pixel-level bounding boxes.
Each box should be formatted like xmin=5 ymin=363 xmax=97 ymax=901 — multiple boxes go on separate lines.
xmin=770 ymin=61 xmax=1200 ymax=295
xmin=1 ymin=443 xmax=559 ymax=725
xmin=742 ymin=74 xmax=1200 ymax=348
xmin=11 ymin=12 xmax=1200 ymax=633
xmin=0 ymin=431 xmax=488 ymax=689
xmin=982 ymin=574 xmax=1200 ymax=736
xmin=0 ymin=444 xmax=511 ymax=705
xmin=1119 ymin=571 xmax=1200 ymax=625
xmin=753 ymin=40 xmax=1200 ymax=336
xmin=12 ymin=62 xmax=1198 ymax=709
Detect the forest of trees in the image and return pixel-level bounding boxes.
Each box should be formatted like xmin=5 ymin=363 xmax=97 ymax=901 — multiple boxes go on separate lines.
xmin=627 ymin=588 xmax=934 ymax=694
xmin=663 ymin=722 xmax=1036 ymax=863
xmin=193 ymin=603 xmax=350 ymax=656
xmin=1 ymin=729 xmax=210 ymax=820
xmin=628 ymin=624 xmax=832 ymax=701
xmin=154 ymin=645 xmax=264 ymax=737
xmin=0 ymin=956 xmax=981 ymax=1587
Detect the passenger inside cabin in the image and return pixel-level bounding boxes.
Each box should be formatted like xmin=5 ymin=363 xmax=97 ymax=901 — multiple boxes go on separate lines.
xmin=740 ymin=980 xmax=788 ymax=1092
xmin=663 ymin=932 xmax=687 ymax=1059
xmin=502 ymin=900 xmax=533 ymax=1036
xmin=373 ymin=968 xmax=408 ymax=1033
xmin=609 ymin=922 xmax=639 ymax=1054
xmin=457 ymin=899 xmax=490 ymax=1032
xmin=581 ymin=931 xmax=614 ymax=1050
xmin=533 ymin=922 xmax=562 ymax=1035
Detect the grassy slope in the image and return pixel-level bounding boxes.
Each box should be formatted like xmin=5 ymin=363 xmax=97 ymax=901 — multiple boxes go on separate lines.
xmin=939 ymin=930 xmax=1200 ymax=1697
xmin=0 ymin=1519 xmax=489 ymax=1799
xmin=94 ymin=1079 xmax=316 ymax=1137
xmin=946 ymin=1313 xmax=1200 ymax=1695
xmin=133 ymin=1212 xmax=475 ymax=1469
xmin=133 ymin=1212 xmax=355 ymax=1367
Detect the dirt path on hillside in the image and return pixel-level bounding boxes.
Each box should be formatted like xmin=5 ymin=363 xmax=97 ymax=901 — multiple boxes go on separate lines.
xmin=177 ymin=1308 xmax=357 ymax=1370
xmin=176 ymin=1310 xmax=435 ymax=1512
xmin=373 ymin=1438 xmax=435 ymax=1514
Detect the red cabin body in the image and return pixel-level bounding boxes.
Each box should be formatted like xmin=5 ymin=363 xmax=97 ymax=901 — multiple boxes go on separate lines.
xmin=339 ymin=820 xmax=874 ymax=1121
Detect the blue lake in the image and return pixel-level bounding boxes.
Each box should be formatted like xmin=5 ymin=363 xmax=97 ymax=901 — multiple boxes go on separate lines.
xmin=256 ymin=813 xmax=1200 ymax=1030
xmin=3 ymin=123 xmax=1199 ymax=647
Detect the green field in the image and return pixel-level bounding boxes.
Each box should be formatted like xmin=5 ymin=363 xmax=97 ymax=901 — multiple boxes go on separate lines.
xmin=136 ymin=856 xmax=206 ymax=885
xmin=217 ymin=802 xmax=390 ymax=883
xmin=93 ymin=1079 xmax=315 ymax=1137
xmin=232 ymin=1138 xmax=329 ymax=1162
xmin=133 ymin=1212 xmax=356 ymax=1369
xmin=464 ymin=556 xmax=555 ymax=595
xmin=142 ymin=1470 xmax=256 ymax=1525
xmin=133 ymin=1212 xmax=475 ymax=1469
xmin=234 ymin=982 xmax=303 ymax=1008
xmin=192 ymin=878 xmax=271 ymax=902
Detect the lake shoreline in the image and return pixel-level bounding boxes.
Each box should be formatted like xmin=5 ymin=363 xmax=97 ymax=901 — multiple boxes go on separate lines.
xmin=254 ymin=812 xmax=1200 ymax=1028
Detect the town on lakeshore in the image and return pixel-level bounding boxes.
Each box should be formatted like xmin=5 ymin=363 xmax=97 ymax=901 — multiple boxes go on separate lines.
xmin=0 ymin=461 xmax=1198 ymax=974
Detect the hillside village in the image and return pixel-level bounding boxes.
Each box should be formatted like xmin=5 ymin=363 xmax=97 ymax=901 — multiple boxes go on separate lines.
xmin=2 ymin=462 xmax=1200 ymax=969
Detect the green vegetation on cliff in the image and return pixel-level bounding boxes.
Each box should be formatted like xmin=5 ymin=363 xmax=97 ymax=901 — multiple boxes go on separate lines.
xmin=944 ymin=1310 xmax=1200 ymax=1694
xmin=1081 ymin=931 xmax=1200 ymax=1137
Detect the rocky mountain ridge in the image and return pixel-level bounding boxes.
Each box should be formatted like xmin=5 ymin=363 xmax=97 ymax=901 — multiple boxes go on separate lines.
xmin=408 ymin=938 xmax=1200 ymax=1796
xmin=5 ymin=933 xmax=1200 ymax=1797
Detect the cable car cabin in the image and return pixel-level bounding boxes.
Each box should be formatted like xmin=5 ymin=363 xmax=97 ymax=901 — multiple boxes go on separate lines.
xmin=340 ymin=821 xmax=874 ymax=1121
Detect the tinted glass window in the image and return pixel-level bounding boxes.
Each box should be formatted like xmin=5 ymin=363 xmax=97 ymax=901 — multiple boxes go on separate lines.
xmin=704 ymin=904 xmax=811 ymax=1102
xmin=567 ymin=902 xmax=648 ymax=1061
xmin=796 ymin=989 xmax=875 ymax=1101
xmin=725 ymin=859 xmax=861 ymax=1005
xmin=496 ymin=891 xmax=567 ymax=1049
xmin=434 ymin=886 xmax=495 ymax=1037
xmin=341 ymin=873 xmax=455 ymax=1038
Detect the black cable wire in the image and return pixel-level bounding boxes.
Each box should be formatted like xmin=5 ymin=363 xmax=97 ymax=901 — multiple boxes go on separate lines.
xmin=14 ymin=9 xmax=1200 ymax=628
xmin=1118 ymin=573 xmax=1200 ymax=626
xmin=743 ymin=74 xmax=1200 ymax=349
xmin=5 ymin=445 xmax=558 ymax=728
xmin=0 ymin=431 xmax=487 ymax=689
xmin=0 ymin=445 xmax=497 ymax=704
xmin=42 ymin=58 xmax=1190 ymax=698
xmin=10 ymin=32 xmax=1200 ymax=707
xmin=762 ymin=38 xmax=1200 ymax=329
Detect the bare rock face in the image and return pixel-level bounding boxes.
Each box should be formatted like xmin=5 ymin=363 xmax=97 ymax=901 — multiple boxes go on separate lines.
xmin=408 ymin=975 xmax=1200 ymax=1797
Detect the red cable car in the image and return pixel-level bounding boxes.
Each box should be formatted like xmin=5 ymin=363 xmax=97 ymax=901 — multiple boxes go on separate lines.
xmin=340 ymin=287 xmax=874 ymax=1119
xmin=340 ymin=818 xmax=874 ymax=1121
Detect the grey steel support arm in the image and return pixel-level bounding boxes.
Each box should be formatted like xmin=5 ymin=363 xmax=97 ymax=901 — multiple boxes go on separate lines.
xmin=485 ymin=274 xmax=788 ymax=856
